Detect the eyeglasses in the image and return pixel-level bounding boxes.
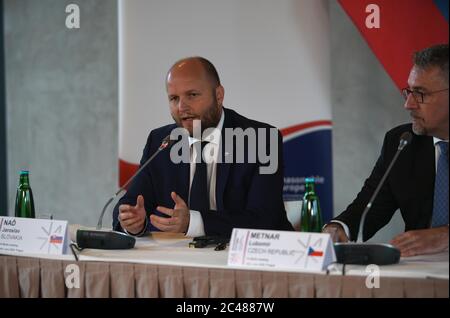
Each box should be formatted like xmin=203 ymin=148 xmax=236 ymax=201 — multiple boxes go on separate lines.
xmin=401 ymin=87 xmax=449 ymax=104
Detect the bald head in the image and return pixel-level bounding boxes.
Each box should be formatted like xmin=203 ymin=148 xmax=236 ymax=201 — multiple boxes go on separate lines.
xmin=166 ymin=57 xmax=221 ymax=89
xmin=165 ymin=57 xmax=224 ymax=136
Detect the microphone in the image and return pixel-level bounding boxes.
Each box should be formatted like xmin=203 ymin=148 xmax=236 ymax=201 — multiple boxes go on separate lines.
xmin=334 ymin=131 xmax=413 ymax=265
xmin=76 ymin=135 xmax=175 ymax=249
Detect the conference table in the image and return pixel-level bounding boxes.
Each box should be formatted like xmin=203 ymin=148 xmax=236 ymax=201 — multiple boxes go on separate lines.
xmin=0 ymin=226 xmax=448 ymax=298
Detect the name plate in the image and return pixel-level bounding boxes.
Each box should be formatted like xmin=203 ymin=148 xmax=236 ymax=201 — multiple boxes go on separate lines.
xmin=228 ymin=228 xmax=336 ymax=272
xmin=0 ymin=217 xmax=69 ymax=255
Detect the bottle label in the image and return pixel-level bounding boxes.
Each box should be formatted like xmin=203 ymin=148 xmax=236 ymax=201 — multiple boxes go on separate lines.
xmin=0 ymin=217 xmax=68 ymax=255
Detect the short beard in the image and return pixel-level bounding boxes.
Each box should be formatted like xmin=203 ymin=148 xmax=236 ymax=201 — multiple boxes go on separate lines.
xmin=200 ymin=101 xmax=222 ymax=132
xmin=411 ymin=122 xmax=426 ymax=136
xmin=172 ymin=97 xmax=222 ymax=136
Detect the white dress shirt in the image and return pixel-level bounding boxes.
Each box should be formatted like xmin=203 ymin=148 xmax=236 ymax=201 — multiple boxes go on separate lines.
xmin=185 ymin=110 xmax=224 ymax=237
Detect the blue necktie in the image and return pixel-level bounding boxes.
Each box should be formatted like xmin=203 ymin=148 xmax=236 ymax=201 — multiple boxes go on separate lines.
xmin=189 ymin=142 xmax=209 ymax=212
xmin=431 ymin=141 xmax=449 ymax=227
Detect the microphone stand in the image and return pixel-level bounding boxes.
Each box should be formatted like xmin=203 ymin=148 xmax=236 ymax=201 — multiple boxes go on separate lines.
xmin=76 ymin=135 xmax=174 ymax=250
xmin=356 ymin=136 xmax=410 ymax=242
xmin=96 ymin=137 xmax=173 ymax=230
xmin=334 ymin=132 xmax=412 ymax=265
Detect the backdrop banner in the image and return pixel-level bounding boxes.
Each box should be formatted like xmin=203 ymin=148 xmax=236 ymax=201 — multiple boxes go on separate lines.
xmin=118 ymin=0 xmax=333 ymax=223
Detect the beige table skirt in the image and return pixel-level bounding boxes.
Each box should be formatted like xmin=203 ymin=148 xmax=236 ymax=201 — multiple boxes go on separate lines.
xmin=1 ymin=255 xmax=448 ymax=298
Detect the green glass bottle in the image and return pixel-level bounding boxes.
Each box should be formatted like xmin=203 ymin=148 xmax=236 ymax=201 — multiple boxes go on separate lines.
xmin=15 ymin=170 xmax=35 ymax=218
xmin=299 ymin=177 xmax=323 ymax=232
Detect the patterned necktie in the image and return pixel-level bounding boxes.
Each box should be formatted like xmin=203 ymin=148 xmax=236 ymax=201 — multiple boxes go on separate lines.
xmin=189 ymin=141 xmax=210 ymax=212
xmin=431 ymin=141 xmax=449 ymax=227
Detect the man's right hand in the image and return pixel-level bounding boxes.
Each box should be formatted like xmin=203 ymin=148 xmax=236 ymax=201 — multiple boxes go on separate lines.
xmin=322 ymin=223 xmax=349 ymax=243
xmin=118 ymin=195 xmax=147 ymax=235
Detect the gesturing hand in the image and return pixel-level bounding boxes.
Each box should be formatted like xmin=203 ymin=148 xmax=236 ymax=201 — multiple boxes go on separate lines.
xmin=150 ymin=192 xmax=190 ymax=233
xmin=118 ymin=195 xmax=147 ymax=235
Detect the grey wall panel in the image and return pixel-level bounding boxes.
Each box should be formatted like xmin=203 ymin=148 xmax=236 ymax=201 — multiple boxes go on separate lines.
xmin=0 ymin=0 xmax=6 ymax=216
xmin=330 ymin=1 xmax=409 ymax=242
xmin=4 ymin=0 xmax=118 ymax=227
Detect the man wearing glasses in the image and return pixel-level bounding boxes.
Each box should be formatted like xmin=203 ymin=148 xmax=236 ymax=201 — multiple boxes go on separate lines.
xmin=324 ymin=44 xmax=448 ymax=257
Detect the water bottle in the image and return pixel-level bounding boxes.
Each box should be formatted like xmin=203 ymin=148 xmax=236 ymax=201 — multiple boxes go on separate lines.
xmin=15 ymin=170 xmax=35 ymax=218
xmin=299 ymin=177 xmax=322 ymax=232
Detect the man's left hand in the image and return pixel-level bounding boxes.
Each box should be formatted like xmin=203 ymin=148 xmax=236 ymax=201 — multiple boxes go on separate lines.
xmin=390 ymin=226 xmax=449 ymax=257
xmin=150 ymin=191 xmax=190 ymax=233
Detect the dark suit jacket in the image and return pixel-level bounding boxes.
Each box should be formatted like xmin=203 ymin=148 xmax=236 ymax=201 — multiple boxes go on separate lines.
xmin=334 ymin=124 xmax=435 ymax=241
xmin=113 ymin=108 xmax=293 ymax=237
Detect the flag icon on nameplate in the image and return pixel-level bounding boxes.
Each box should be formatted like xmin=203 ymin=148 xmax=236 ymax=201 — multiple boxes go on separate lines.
xmin=49 ymin=235 xmax=63 ymax=244
xmin=308 ymin=247 xmax=324 ymax=257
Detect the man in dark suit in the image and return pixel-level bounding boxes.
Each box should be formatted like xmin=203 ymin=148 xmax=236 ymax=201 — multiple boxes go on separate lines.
xmin=113 ymin=57 xmax=293 ymax=238
xmin=323 ymin=44 xmax=448 ymax=257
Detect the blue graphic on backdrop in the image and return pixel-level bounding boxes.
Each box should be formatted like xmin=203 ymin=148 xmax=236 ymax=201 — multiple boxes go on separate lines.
xmin=283 ymin=129 xmax=333 ymax=223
